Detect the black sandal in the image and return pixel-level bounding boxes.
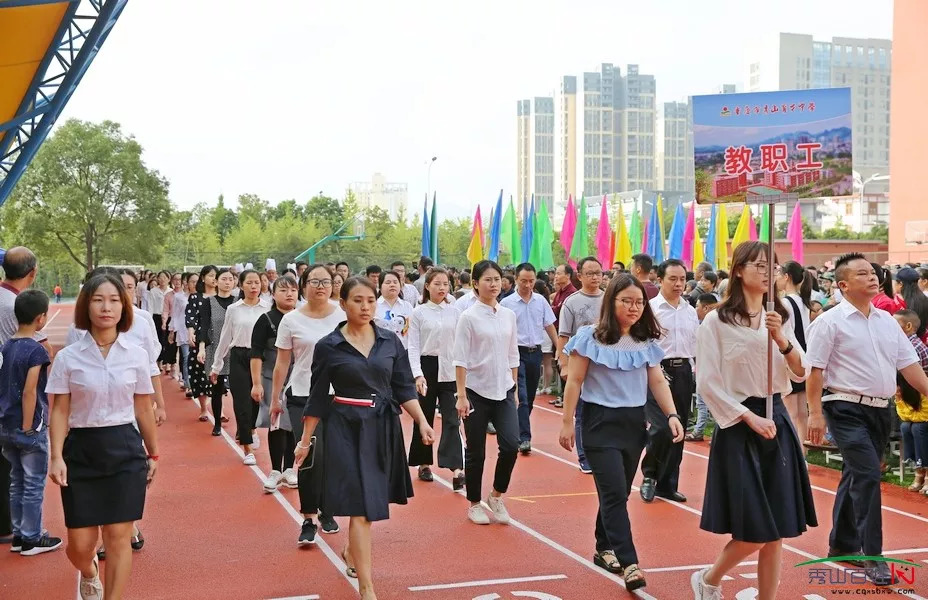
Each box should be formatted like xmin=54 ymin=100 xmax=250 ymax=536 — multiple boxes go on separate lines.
xmin=593 ymin=550 xmax=624 ymax=575
xmin=96 ymin=546 xmax=105 ymax=561
xmin=623 ymin=564 xmax=646 ymax=591
xmin=130 ymin=529 xmax=144 ymax=551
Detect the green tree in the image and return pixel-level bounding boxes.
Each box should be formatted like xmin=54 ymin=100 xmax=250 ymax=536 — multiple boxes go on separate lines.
xmin=306 ymin=193 xmax=344 ymax=232
xmin=6 ymin=119 xmax=171 ymax=272
xmin=236 ymin=193 xmax=269 ymax=227
xmin=860 ymin=223 xmax=889 ymax=242
xmin=776 ymin=217 xmax=818 ymax=240
xmin=210 ymin=194 xmax=238 ymax=246
xmin=695 ymin=170 xmax=711 ymax=203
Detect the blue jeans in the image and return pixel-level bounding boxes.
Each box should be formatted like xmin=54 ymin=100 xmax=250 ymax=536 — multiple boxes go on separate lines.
xmin=517 ymin=348 xmax=543 ymax=442
xmin=692 ymin=394 xmax=712 ymax=435
xmin=179 ymin=343 xmax=190 ymax=387
xmin=576 ymin=401 xmax=587 ymax=467
xmin=0 ymin=426 xmax=48 ymax=543
xmin=901 ymin=421 xmax=928 ymax=467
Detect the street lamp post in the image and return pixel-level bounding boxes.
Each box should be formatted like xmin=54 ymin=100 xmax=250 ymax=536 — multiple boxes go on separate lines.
xmin=426 ymin=156 xmax=438 ymax=199
xmin=856 ymin=173 xmax=890 ymax=233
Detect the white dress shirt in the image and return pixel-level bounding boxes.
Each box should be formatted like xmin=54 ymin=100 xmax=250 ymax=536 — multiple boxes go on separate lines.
xmin=782 ymin=292 xmax=811 ymax=344
xmin=275 ymin=306 xmax=345 ymax=397
xmin=806 ymin=299 xmax=918 ymax=399
xmin=695 ymin=310 xmax=808 ymax=429
xmin=650 ymin=292 xmax=699 ymax=359
xmin=454 ymin=290 xmax=478 ymax=314
xmin=211 ymin=299 xmax=271 ymax=373
xmin=408 ymin=301 xmax=459 ymax=381
xmin=46 ymin=334 xmax=155 ymax=428
xmin=148 ymin=286 xmax=167 ymax=315
xmin=452 ymin=301 xmax=520 ymax=400
xmin=169 ymin=291 xmax=190 ymax=345
xmin=402 ymin=283 xmax=419 ymax=307
xmin=66 ymin=307 xmax=161 ymax=376
xmin=500 ymin=291 xmax=556 ymax=347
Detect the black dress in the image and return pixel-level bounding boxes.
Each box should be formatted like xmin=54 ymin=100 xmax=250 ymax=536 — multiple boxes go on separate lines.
xmin=185 ymin=292 xmax=211 ymax=397
xmin=304 ymin=322 xmax=418 ymax=522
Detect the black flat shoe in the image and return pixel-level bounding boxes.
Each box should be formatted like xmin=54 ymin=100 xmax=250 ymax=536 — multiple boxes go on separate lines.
xmin=639 ymin=478 xmax=657 ymax=503
xmin=655 ymin=490 xmax=687 ymax=503
xmin=130 ymin=529 xmax=144 ymax=551
xmin=452 ymin=472 xmax=466 ymax=491
xmin=418 ymin=467 xmax=433 ymax=482
xmin=828 ymin=548 xmax=864 ymax=568
xmin=96 ymin=547 xmax=106 ymax=561
xmin=211 ymin=427 xmax=221 ymax=437
xmin=864 ymin=560 xmax=893 ymax=586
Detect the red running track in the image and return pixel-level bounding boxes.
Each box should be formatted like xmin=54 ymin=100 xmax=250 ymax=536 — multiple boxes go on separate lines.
xmin=3 ymin=303 xmax=928 ymax=599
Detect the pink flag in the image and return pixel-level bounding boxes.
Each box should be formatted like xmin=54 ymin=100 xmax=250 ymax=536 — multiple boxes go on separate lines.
xmin=641 ymin=217 xmax=649 ymax=253
xmin=560 ymin=195 xmax=577 ymax=266
xmin=748 ymin=206 xmax=758 ymax=241
xmin=786 ymin=201 xmax=804 ymax=264
xmin=595 ymin=195 xmax=612 ymax=267
xmin=681 ymin=203 xmax=696 ymax=269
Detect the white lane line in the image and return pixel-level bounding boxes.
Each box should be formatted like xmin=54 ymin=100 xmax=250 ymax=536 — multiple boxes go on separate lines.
xmin=409 ymin=574 xmax=567 ymax=592
xmin=534 ymin=405 xmax=563 ymax=417
xmin=188 ymin=397 xmax=359 ymax=594
xmin=45 ymin=309 xmax=61 ymax=327
xmin=645 ymin=561 xmax=757 ymax=573
xmin=883 ymin=547 xmax=928 ymax=555
xmin=266 ymin=596 xmax=320 ymax=600
xmin=429 ymin=472 xmax=659 ymax=600
xmin=682 ymin=448 xmax=928 ymax=524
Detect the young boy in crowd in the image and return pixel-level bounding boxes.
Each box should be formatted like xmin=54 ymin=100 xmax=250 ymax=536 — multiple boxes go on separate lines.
xmin=0 ymin=290 xmax=60 ymax=555
xmin=687 ymin=294 xmax=719 ymax=441
xmin=893 ymin=309 xmax=928 ymax=492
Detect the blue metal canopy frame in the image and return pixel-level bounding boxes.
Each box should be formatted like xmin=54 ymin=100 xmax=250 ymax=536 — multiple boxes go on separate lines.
xmin=0 ymin=0 xmax=128 ymax=206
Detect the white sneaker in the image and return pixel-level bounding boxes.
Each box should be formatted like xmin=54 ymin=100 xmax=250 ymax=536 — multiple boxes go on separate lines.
xmin=251 ymin=434 xmax=260 ymax=449
xmin=243 ymin=453 xmax=257 ymax=466
xmin=80 ymin=561 xmax=103 ymax=600
xmin=691 ymin=568 xmax=722 ymax=600
xmin=467 ymin=503 xmax=491 ymax=525
xmin=486 ymin=495 xmax=510 ymax=524
xmin=282 ymin=468 xmax=298 ymax=488
xmin=263 ymin=470 xmax=281 ymax=493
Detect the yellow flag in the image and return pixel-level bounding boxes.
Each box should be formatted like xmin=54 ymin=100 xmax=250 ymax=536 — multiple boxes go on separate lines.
xmin=466 ymin=229 xmax=483 ymax=266
xmin=716 ymin=203 xmax=730 ymax=270
xmin=613 ymin=196 xmax=632 ymax=265
xmin=730 ymin=205 xmax=753 ymax=255
xmin=692 ymin=210 xmax=705 ymax=267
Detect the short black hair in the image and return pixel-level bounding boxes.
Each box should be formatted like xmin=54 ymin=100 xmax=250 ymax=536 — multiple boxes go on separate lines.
xmin=515 ymin=262 xmax=536 ymax=277
xmin=577 ymin=256 xmax=601 ymax=274
xmin=896 ymin=308 xmax=921 ymax=331
xmin=697 ymin=293 xmax=718 ymax=307
xmin=390 ymin=260 xmax=405 ymax=269
xmin=14 ymin=289 xmax=48 ymax=325
xmin=703 ymin=271 xmax=719 ymax=285
xmin=335 ymin=261 xmax=349 ymax=270
xmin=2 ymin=247 xmax=37 ymax=281
xmin=632 ymin=253 xmax=653 ymax=274
xmin=296 ymin=261 xmax=308 ymax=269
xmin=419 ymin=256 xmax=434 ymax=270
xmin=558 ymin=263 xmax=575 ymax=277
xmin=458 ymin=271 xmax=471 ymax=285
xmin=834 ymin=252 xmax=868 ymax=283
xmin=503 ymin=274 xmax=515 ymax=286
xmin=365 ymin=265 xmax=382 ymax=276
xmin=613 ymin=261 xmax=625 ymax=270
xmin=657 ymin=259 xmax=687 ymax=279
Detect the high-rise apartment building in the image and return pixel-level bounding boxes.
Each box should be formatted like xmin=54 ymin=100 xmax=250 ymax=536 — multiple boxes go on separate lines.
xmin=621 ymin=65 xmax=657 ymax=193
xmin=559 ymin=76 xmax=577 ymax=207
xmin=661 ymin=101 xmax=692 ymax=192
xmin=746 ymin=32 xmax=892 ymax=191
xmin=516 ymin=97 xmax=555 ymax=215
xmin=349 ymin=173 xmax=408 ymax=221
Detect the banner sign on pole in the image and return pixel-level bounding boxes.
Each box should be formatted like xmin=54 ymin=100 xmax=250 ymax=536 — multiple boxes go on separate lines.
xmin=693 ymin=87 xmax=853 ymax=205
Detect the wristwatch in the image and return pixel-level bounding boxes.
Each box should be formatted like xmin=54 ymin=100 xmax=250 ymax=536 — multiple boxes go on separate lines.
xmin=667 ymin=413 xmax=682 ymax=422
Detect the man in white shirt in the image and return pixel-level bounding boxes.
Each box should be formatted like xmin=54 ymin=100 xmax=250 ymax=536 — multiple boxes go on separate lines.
xmin=500 ymin=263 xmax=557 ymax=455
xmin=640 ymin=259 xmax=699 ymax=504
xmin=414 ymin=256 xmax=433 ymax=295
xmin=807 ymin=252 xmax=928 ymax=586
xmin=390 ymin=261 xmax=419 ymax=306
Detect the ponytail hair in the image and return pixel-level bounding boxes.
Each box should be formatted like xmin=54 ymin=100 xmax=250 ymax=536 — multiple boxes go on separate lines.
xmin=872 ymin=262 xmax=894 ymax=299
xmin=781 ymin=261 xmax=812 ymax=309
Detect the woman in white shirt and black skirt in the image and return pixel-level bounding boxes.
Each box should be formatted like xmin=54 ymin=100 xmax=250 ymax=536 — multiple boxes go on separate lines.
xmin=691 ymin=241 xmax=816 ymax=600
xmin=453 ymin=260 xmax=521 ymax=525
xmin=47 ymin=273 xmax=160 ymax=600
xmin=407 ymin=267 xmax=464 ymax=489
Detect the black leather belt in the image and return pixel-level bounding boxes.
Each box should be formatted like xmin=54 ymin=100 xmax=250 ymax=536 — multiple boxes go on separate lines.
xmin=518 ymin=345 xmax=541 ymax=353
xmin=662 ymin=358 xmax=691 ymax=368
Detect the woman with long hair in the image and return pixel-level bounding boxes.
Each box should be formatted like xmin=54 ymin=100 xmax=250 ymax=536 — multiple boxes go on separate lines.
xmin=558 ymin=274 xmax=684 ymax=591
xmin=272 ymin=265 xmax=345 ymax=544
xmin=294 ymin=277 xmax=434 ymax=600
xmin=777 ymin=261 xmax=813 ymax=454
xmin=331 ymin=273 xmax=345 ymax=301
xmin=47 ymin=274 xmax=160 ymax=600
xmin=896 ymin=268 xmax=928 ymax=342
xmin=160 ymin=272 xmax=182 ymax=383
xmin=691 ymin=242 xmax=815 ymax=600
xmin=148 ymin=271 xmax=170 ymax=374
xmin=375 ymin=271 xmax=413 ymax=348
xmin=452 ymin=260 xmax=521 ymax=526
xmin=171 ymin=273 xmax=197 ymax=396
xmin=259 ymin=272 xmax=272 ymax=304
xmin=210 ymin=270 xmax=269 ymax=464
xmin=195 ymin=269 xmax=237 ymax=436
xmin=872 ymin=264 xmax=905 ymax=315
xmin=186 ymin=266 xmax=220 ymax=421
xmin=407 ymin=268 xmax=464 ymax=488
xmin=250 ymin=275 xmax=300 ymax=493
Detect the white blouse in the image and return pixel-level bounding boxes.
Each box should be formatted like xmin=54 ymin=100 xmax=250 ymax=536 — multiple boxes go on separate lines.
xmin=169 ymin=291 xmax=190 ymax=345
xmin=452 ymin=301 xmax=520 ymax=401
xmin=65 ymin=307 xmax=161 ymax=377
xmin=275 ymin=306 xmax=345 ymax=397
xmin=149 ymin=287 xmax=167 ymax=315
xmin=408 ymin=301 xmax=459 ymax=382
xmin=46 ymin=334 xmax=155 ymax=428
xmin=695 ymin=310 xmax=809 ymax=429
xmin=211 ymin=299 xmax=270 ymax=374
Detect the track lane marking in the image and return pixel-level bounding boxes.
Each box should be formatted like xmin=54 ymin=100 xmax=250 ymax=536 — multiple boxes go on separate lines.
xmin=408 ymin=574 xmax=567 ymax=592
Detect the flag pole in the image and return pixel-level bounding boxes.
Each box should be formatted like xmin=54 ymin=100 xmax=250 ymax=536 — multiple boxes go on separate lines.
xmin=766 ymin=200 xmax=776 ymax=421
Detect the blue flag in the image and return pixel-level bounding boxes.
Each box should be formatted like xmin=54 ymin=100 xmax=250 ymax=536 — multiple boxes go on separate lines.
xmin=667 ymin=203 xmax=686 ymax=260
xmin=420 ymin=194 xmax=431 ymax=259
xmin=645 ymin=201 xmax=664 ymax=262
xmin=705 ymin=204 xmax=717 ymax=268
xmin=488 ymin=189 xmax=503 ymax=261
xmin=429 ymin=192 xmax=439 ymax=263
xmin=520 ymin=195 xmax=535 ymax=263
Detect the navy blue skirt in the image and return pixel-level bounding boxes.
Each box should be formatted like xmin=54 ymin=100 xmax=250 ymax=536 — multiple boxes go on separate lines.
xmin=322 ymin=399 xmax=412 ymax=522
xmin=700 ymin=395 xmax=817 ymax=542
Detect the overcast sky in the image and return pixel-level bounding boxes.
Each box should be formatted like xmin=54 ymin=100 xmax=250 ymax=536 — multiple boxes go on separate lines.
xmin=60 ymin=0 xmax=893 ymax=221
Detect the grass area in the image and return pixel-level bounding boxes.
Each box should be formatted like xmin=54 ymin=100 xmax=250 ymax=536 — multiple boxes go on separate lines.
xmin=805 ymin=450 xmax=919 ymax=489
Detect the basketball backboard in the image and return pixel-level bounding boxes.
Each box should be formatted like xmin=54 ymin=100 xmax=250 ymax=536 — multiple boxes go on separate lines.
xmin=905 ymin=221 xmax=928 ymax=245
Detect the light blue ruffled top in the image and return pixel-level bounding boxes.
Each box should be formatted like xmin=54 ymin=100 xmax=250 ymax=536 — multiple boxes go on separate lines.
xmin=564 ymin=325 xmax=665 ymax=408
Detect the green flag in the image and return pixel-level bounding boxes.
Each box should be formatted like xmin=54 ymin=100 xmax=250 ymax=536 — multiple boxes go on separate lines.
xmin=529 ymin=199 xmax=554 ymax=269
xmin=629 ymin=206 xmax=642 ymax=253
xmin=759 ymin=204 xmax=770 ymax=243
xmin=571 ymin=196 xmax=590 ymax=260
xmin=500 ymin=197 xmax=520 ymax=264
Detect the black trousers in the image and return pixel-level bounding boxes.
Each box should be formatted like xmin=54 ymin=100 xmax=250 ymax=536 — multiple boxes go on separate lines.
xmin=211 ymin=375 xmax=227 ymax=428
xmin=641 ymin=361 xmax=693 ymax=493
xmin=229 ymin=348 xmax=259 ymax=446
xmin=287 ymin=394 xmax=327 ymax=516
xmin=0 ymin=452 xmax=10 ymax=536
xmin=409 ymin=356 xmax=463 ymax=470
xmin=268 ymin=429 xmax=295 ymax=473
xmin=464 ymin=388 xmax=519 ymax=503
xmin=824 ymin=400 xmax=890 ymax=555
xmin=583 ymin=403 xmax=648 ymax=567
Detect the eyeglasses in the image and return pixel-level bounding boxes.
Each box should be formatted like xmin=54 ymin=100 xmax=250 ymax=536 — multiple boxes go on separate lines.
xmin=307 ymin=279 xmax=332 ymax=288
xmin=582 ymin=271 xmax=603 ymax=277
xmin=745 ymin=262 xmax=770 ymax=274
xmin=617 ymin=298 xmax=645 ymax=308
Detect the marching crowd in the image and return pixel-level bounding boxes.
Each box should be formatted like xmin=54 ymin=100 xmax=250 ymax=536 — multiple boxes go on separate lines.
xmin=1 ymin=244 xmax=927 ymax=599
